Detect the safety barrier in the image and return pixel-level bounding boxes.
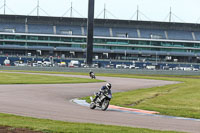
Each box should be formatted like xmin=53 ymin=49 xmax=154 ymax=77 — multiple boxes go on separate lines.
xmin=1 ymin=66 xmax=200 ymax=76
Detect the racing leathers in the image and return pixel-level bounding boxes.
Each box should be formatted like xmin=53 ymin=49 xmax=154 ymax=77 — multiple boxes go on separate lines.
xmin=93 ymin=86 xmax=111 ymax=102
xmin=89 ymin=71 xmax=94 ymax=77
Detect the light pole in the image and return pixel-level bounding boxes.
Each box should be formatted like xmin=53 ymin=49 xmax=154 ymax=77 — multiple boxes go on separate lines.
xmin=86 ymin=0 xmax=95 ymax=67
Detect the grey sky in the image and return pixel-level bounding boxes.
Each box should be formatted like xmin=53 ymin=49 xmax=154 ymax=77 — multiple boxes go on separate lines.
xmin=1 ymin=0 xmax=200 ymax=23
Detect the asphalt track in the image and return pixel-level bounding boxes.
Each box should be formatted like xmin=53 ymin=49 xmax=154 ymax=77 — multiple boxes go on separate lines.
xmin=0 ymin=72 xmax=199 ymax=133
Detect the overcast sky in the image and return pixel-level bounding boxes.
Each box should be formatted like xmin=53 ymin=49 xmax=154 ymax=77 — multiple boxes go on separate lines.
xmin=1 ymin=0 xmax=200 ymax=23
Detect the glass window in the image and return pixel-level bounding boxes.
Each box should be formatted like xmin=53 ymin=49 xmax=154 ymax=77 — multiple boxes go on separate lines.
xmin=38 ymin=36 xmax=49 ymax=41
xmin=129 ymin=40 xmax=139 ymax=45
xmin=27 ymin=36 xmax=38 ymax=40
xmin=5 ymin=35 xmax=15 ymax=39
xmin=15 ymin=35 xmax=26 ymax=40
xmin=72 ymin=38 xmax=85 ymax=43
xmin=138 ymin=41 xmax=150 ymax=45
xmin=49 ymin=37 xmax=60 ymax=41
xmin=60 ymin=37 xmax=72 ymax=42
xmin=94 ymin=39 xmax=106 ymax=44
xmin=117 ymin=40 xmax=128 ymax=45
xmin=150 ymin=41 xmax=161 ymax=46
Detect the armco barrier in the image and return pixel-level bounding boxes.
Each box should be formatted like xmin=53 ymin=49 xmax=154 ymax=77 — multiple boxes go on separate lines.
xmin=0 ymin=66 xmax=200 ymax=76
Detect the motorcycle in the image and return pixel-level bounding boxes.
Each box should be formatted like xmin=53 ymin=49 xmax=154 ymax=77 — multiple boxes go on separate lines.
xmin=90 ymin=91 xmax=112 ymax=111
xmin=90 ymin=73 xmax=96 ymax=79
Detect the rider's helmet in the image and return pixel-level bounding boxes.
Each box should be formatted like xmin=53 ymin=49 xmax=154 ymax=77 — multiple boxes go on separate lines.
xmin=106 ymin=83 xmax=112 ymax=90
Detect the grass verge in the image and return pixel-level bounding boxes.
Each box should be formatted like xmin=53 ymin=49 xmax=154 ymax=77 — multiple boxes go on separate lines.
xmin=2 ymin=70 xmax=200 ymax=119
xmin=83 ymin=76 xmax=200 ymax=119
xmin=0 ymin=72 xmax=104 ymax=84
xmin=0 ymin=113 xmax=182 ymax=133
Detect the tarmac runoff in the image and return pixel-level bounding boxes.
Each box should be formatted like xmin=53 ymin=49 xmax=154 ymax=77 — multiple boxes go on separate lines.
xmin=72 ymin=99 xmax=200 ymax=122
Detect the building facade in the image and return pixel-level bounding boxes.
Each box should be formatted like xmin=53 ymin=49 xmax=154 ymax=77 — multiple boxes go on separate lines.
xmin=0 ymin=15 xmax=200 ymax=64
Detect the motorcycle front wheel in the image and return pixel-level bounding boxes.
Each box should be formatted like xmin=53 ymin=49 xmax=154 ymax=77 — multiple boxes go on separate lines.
xmin=90 ymin=102 xmax=96 ymax=109
xmin=101 ymin=99 xmax=109 ymax=111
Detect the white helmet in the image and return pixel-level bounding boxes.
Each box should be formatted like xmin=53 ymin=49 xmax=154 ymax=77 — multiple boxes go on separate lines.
xmin=106 ymin=83 xmax=112 ymax=89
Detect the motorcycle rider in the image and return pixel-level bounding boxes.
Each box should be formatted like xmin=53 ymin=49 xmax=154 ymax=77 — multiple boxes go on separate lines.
xmin=89 ymin=70 xmax=95 ymax=78
xmin=93 ymin=83 xmax=112 ymax=103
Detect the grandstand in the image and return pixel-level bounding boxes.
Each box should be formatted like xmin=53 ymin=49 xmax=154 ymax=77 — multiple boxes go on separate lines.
xmin=0 ymin=14 xmax=200 ymax=68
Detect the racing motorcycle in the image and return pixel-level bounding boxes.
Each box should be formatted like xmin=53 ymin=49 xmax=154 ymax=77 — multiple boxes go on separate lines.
xmin=90 ymin=91 xmax=112 ymax=111
xmin=90 ymin=73 xmax=96 ymax=79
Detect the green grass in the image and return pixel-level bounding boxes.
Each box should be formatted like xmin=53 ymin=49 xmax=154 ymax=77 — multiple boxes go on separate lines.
xmin=0 ymin=72 xmax=104 ymax=84
xmin=110 ymin=78 xmax=200 ymax=119
xmin=2 ymin=70 xmax=200 ymax=119
xmin=2 ymin=70 xmax=200 ymax=118
xmin=77 ymin=73 xmax=200 ymax=119
xmin=0 ymin=70 xmax=192 ymax=132
xmin=109 ymin=75 xmax=200 ymax=119
xmin=2 ymin=70 xmax=89 ymax=76
xmin=0 ymin=113 xmax=182 ymax=133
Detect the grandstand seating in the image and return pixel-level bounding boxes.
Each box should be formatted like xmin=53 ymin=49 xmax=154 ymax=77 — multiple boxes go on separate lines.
xmin=195 ymin=32 xmax=200 ymax=41
xmin=0 ymin=22 xmax=198 ymax=41
xmin=56 ymin=25 xmax=82 ymax=35
xmin=94 ymin=27 xmax=110 ymax=37
xmin=1 ymin=15 xmax=200 ymax=66
xmin=167 ymin=30 xmax=193 ymax=40
xmin=112 ymin=27 xmax=138 ymax=38
xmin=83 ymin=27 xmax=110 ymax=36
xmin=28 ymin=24 xmax=53 ymax=34
xmin=140 ymin=29 xmax=165 ymax=39
xmin=0 ymin=22 xmax=25 ymax=33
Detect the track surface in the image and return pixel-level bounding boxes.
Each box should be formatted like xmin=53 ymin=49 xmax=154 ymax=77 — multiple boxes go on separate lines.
xmin=0 ymin=72 xmax=199 ymax=133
